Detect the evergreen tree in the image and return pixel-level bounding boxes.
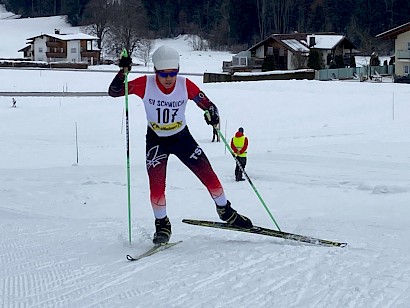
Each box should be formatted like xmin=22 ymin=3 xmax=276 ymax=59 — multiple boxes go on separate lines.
xmin=261 ymin=55 xmax=275 ymax=72
xmin=370 ymin=53 xmax=381 ymax=66
xmin=350 ymin=56 xmax=356 ymax=68
xmin=3 ymin=0 xmax=410 ymax=53
xmin=334 ymin=54 xmax=344 ymax=68
xmin=307 ymin=49 xmax=322 ymax=70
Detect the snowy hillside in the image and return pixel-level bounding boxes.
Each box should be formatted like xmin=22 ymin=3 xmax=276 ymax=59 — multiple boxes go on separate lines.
xmin=0 ymin=6 xmax=80 ymax=58
xmin=0 ymin=5 xmax=232 ymax=73
xmin=2 ymin=9 xmax=410 ymax=308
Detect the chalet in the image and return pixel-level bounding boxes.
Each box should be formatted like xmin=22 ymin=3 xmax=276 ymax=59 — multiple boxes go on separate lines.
xmin=225 ymin=33 xmax=357 ymax=72
xmin=247 ymin=33 xmax=310 ymax=70
xmin=18 ymin=29 xmax=100 ymax=65
xmin=305 ymin=34 xmax=356 ymax=68
xmin=376 ymin=22 xmax=410 ymax=77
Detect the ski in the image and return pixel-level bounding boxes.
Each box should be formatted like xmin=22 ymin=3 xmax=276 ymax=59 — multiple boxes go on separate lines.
xmin=182 ymin=219 xmax=347 ymax=248
xmin=126 ymin=241 xmax=182 ymax=261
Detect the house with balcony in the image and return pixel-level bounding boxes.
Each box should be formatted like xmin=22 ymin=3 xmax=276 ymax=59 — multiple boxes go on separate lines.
xmin=376 ymin=21 xmax=410 ymax=76
xmin=247 ymin=33 xmax=310 ymax=71
xmin=18 ymin=29 xmax=100 ymax=65
xmin=224 ymin=32 xmax=357 ymax=73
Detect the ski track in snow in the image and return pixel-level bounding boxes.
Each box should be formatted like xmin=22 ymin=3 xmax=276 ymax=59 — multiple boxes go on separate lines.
xmin=2 ymin=209 xmax=410 ymax=308
xmin=1 ymin=152 xmax=410 ymax=307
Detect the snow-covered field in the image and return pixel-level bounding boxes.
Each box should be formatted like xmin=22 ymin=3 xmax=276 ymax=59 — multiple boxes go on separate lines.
xmin=2 ymin=8 xmax=410 ymax=308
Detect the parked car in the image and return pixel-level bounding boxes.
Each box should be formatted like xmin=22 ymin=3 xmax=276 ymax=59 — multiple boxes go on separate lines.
xmin=394 ymin=75 xmax=410 ymax=84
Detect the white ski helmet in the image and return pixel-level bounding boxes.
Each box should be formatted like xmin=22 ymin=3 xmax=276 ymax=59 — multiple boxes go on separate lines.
xmin=152 ymin=45 xmax=180 ymax=70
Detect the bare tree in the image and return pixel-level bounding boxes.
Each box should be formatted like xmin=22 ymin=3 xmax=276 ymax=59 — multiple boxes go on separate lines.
xmin=190 ymin=35 xmax=209 ymax=51
xmin=384 ymin=0 xmax=396 ymax=28
xmin=81 ymin=0 xmax=115 ymax=51
xmin=104 ymin=0 xmax=148 ymax=58
xmin=256 ymin=0 xmax=268 ymax=40
xmin=135 ymin=39 xmax=154 ymax=67
xmin=269 ymin=0 xmax=292 ymax=34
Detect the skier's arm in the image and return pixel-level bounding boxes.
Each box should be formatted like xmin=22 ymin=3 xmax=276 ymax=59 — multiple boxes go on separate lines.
xmin=187 ymin=78 xmax=215 ymax=110
xmin=108 ymin=71 xmax=126 ymax=97
xmin=108 ymin=72 xmax=147 ymax=98
xmin=186 ymin=78 xmax=219 ymax=125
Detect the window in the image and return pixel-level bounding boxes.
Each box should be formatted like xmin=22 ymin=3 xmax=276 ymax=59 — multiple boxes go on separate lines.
xmin=407 ymin=42 xmax=410 ymax=51
xmin=71 ymin=48 xmax=77 ymax=53
xmin=405 ymin=65 xmax=409 ymax=75
xmin=267 ymin=47 xmax=273 ymax=56
xmin=38 ymin=47 xmax=43 ymax=53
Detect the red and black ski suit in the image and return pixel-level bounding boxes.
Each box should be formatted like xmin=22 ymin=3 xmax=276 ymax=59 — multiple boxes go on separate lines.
xmin=108 ymin=72 xmax=227 ymax=219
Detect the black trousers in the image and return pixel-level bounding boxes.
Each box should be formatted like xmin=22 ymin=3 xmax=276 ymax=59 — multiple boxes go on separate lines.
xmin=212 ymin=126 xmax=220 ymax=142
xmin=234 ymin=156 xmax=247 ymax=180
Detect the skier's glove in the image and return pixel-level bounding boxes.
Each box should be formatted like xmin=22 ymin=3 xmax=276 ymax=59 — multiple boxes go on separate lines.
xmin=204 ymin=106 xmax=219 ymax=126
xmin=119 ymin=54 xmax=132 ymax=72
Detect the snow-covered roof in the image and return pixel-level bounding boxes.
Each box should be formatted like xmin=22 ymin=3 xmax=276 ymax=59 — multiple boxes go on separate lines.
xmin=27 ymin=32 xmax=99 ymax=41
xmin=234 ymin=51 xmax=251 ymax=58
xmin=307 ymin=35 xmax=345 ymax=49
xmin=281 ymin=39 xmax=309 ymax=52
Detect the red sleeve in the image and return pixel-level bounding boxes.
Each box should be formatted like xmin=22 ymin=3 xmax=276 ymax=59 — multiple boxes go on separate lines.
xmin=186 ymin=78 xmax=216 ymax=110
xmin=128 ymin=75 xmax=147 ymax=98
xmin=238 ymin=137 xmax=248 ymax=155
xmin=186 ymin=78 xmax=201 ymax=99
xmin=230 ymin=138 xmax=238 ymax=153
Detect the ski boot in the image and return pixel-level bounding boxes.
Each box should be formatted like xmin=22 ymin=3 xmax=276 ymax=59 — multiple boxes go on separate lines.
xmin=153 ymin=216 xmax=172 ymax=245
xmin=216 ymin=201 xmax=253 ymax=229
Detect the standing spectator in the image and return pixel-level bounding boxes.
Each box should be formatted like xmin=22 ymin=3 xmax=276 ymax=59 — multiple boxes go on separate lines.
xmin=212 ymin=123 xmax=220 ymax=142
xmin=230 ymin=127 xmax=248 ymax=181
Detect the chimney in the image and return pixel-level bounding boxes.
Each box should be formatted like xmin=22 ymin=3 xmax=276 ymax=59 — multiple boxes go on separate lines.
xmin=54 ymin=29 xmax=60 ymax=34
xmin=309 ymin=36 xmax=315 ymax=47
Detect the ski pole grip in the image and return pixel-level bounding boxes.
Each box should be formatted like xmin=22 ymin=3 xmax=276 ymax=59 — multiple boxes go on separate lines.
xmin=204 ymin=110 xmax=211 ymax=121
xmin=120 ymin=48 xmax=129 ymax=58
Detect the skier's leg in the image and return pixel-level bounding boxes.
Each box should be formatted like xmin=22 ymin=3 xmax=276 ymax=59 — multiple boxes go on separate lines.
xmin=146 ymin=130 xmax=173 ymax=243
xmin=146 ymin=130 xmax=169 ymax=219
xmin=172 ymin=128 xmax=227 ymax=206
xmin=171 ymin=127 xmax=253 ymax=228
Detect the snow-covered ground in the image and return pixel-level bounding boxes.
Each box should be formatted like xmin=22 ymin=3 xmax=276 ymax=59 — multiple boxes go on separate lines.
xmin=2 ymin=9 xmax=410 ymax=308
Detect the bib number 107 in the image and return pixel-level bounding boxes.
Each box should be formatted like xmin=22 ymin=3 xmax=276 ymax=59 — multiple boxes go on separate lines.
xmin=156 ymin=108 xmax=178 ymax=123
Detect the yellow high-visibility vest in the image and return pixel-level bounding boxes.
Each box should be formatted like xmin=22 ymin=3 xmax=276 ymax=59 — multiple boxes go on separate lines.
xmin=232 ymin=135 xmax=247 ymax=157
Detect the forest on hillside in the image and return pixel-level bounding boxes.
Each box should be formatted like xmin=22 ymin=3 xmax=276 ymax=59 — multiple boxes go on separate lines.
xmin=2 ymin=0 xmax=409 ymax=54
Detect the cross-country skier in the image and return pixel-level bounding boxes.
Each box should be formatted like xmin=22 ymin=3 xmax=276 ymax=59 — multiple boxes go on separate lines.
xmin=108 ymin=45 xmax=253 ymax=244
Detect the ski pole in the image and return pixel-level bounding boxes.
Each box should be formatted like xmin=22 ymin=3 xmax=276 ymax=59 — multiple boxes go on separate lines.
xmin=210 ymin=119 xmax=281 ymax=231
xmin=121 ymin=48 xmax=132 ymax=244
